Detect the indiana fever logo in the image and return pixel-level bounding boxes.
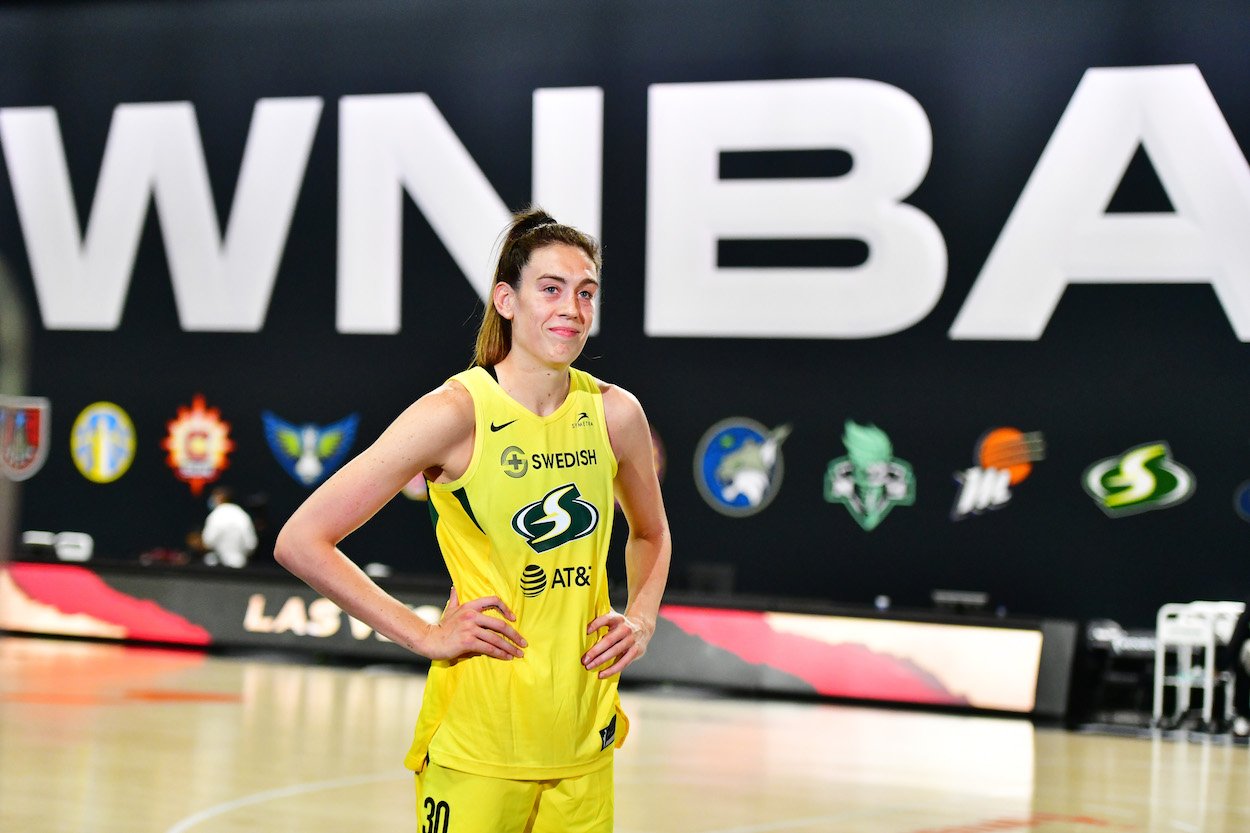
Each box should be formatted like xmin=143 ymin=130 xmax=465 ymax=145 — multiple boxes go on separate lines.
xmin=511 ymin=483 xmax=600 ymax=554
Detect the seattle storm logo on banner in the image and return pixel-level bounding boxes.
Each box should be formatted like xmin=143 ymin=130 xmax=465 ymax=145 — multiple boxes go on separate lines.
xmin=1083 ymin=441 xmax=1194 ymax=517
xmin=824 ymin=421 xmax=915 ymax=531
xmin=511 ymin=483 xmax=600 ymax=554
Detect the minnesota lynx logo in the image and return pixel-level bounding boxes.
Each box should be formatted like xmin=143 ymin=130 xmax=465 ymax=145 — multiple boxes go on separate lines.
xmin=511 ymin=483 xmax=600 ymax=553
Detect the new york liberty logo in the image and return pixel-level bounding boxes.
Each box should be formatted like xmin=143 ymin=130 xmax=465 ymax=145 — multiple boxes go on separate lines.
xmin=511 ymin=483 xmax=600 ymax=553
xmin=1083 ymin=441 xmax=1194 ymax=517
xmin=824 ymin=421 xmax=915 ymax=531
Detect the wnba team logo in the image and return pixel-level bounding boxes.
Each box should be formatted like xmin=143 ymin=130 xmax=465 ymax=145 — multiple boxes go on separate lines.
xmin=824 ymin=421 xmax=914 ymax=531
xmin=70 ymin=402 xmax=135 ymax=484
xmin=261 ymin=411 xmax=359 ymax=487
xmin=1083 ymin=441 xmax=1193 ymax=517
xmin=511 ymin=483 xmax=599 ymax=553
xmin=694 ymin=418 xmax=791 ymax=517
xmin=951 ymin=427 xmax=1046 ymax=520
xmin=163 ymin=394 xmax=234 ymax=496
xmin=0 ymin=396 xmax=50 ymax=481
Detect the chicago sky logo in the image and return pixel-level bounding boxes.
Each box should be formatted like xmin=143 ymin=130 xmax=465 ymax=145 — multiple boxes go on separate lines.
xmin=1083 ymin=441 xmax=1194 ymax=517
xmin=163 ymin=394 xmax=233 ymax=496
xmin=511 ymin=483 xmax=600 ymax=553
xmin=824 ymin=421 xmax=914 ymax=531
xmin=952 ymin=427 xmax=1046 ymax=520
xmin=261 ymin=411 xmax=359 ymax=487
xmin=694 ymin=418 xmax=790 ymax=517
xmin=70 ymin=402 xmax=134 ymax=484
xmin=0 ymin=396 xmax=49 ymax=481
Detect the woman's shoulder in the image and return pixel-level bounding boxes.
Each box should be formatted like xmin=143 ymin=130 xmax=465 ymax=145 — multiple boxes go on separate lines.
xmin=591 ymin=376 xmax=646 ymax=432
xmin=391 ymin=376 xmax=476 ymax=438
xmin=587 ymin=373 xmax=630 ymax=403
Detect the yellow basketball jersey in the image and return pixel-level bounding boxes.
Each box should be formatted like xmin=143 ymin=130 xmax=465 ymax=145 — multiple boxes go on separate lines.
xmin=404 ymin=366 xmax=629 ymax=780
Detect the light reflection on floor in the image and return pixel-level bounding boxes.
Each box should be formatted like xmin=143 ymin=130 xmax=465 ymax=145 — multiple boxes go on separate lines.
xmin=2 ymin=636 xmax=1246 ymax=833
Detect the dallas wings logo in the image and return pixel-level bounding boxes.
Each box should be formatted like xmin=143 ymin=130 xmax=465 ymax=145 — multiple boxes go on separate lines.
xmin=511 ymin=483 xmax=600 ymax=554
xmin=261 ymin=411 xmax=360 ymax=487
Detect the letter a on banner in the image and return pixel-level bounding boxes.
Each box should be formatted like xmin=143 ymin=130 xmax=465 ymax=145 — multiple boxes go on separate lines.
xmin=951 ymin=65 xmax=1250 ymax=341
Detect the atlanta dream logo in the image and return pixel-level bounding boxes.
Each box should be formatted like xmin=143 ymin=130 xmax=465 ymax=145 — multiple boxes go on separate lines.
xmin=0 ymin=396 xmax=49 ymax=481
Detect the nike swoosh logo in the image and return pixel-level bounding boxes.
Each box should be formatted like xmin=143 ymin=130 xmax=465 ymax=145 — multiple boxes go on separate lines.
xmin=490 ymin=419 xmax=519 ymax=432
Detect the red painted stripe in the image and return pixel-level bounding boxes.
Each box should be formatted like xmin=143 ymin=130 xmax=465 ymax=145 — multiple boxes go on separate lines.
xmin=661 ymin=604 xmax=965 ymax=706
xmin=7 ymin=563 xmax=213 ymax=645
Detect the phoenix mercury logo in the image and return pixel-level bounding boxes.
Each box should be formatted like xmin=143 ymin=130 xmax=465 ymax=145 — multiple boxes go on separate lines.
xmin=511 ymin=483 xmax=600 ymax=553
xmin=952 ymin=427 xmax=1046 ymax=520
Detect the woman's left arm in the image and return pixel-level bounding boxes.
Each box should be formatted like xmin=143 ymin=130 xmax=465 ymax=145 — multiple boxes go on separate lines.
xmin=582 ymin=384 xmax=672 ymax=679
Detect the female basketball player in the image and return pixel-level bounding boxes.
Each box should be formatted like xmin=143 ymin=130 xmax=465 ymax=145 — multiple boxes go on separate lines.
xmin=274 ymin=207 xmax=671 ymax=832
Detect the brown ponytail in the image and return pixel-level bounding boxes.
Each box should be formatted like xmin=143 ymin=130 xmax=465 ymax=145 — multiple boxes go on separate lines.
xmin=472 ymin=206 xmax=602 ymax=368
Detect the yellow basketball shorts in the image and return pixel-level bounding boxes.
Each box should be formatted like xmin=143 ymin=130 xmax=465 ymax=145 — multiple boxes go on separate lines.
xmin=415 ymin=757 xmax=614 ymax=833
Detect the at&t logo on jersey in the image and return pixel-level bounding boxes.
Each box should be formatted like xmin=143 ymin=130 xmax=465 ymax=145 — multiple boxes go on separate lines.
xmin=511 ymin=483 xmax=600 ymax=553
xmin=824 ymin=421 xmax=914 ymax=531
xmin=694 ymin=418 xmax=791 ymax=517
xmin=1083 ymin=441 xmax=1194 ymax=517
xmin=951 ymin=427 xmax=1046 ymax=520
xmin=519 ymin=563 xmax=592 ymax=597
xmin=70 ymin=402 xmax=135 ymax=484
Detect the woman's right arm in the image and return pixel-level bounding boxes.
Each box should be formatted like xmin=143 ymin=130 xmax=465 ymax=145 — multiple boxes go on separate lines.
xmin=273 ymin=383 xmax=526 ymax=662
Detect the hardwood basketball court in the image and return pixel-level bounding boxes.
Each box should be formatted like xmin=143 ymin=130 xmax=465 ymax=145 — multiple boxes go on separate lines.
xmin=2 ymin=635 xmax=1247 ymax=833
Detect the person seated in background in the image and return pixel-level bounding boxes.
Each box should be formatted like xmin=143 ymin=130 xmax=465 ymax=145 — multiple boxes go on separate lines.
xmin=201 ymin=486 xmax=257 ymax=569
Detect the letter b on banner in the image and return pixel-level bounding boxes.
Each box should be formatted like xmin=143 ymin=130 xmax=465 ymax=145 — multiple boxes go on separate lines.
xmin=645 ymin=78 xmax=946 ymax=338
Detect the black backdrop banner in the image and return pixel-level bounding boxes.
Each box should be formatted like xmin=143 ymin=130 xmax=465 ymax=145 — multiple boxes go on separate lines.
xmin=1 ymin=1 xmax=1248 ymax=627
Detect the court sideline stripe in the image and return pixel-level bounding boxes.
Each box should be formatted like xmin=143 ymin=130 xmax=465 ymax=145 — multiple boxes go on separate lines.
xmin=164 ymin=772 xmax=404 ymax=833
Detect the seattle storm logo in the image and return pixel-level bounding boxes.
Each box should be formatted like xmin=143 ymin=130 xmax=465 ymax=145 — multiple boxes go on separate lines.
xmin=511 ymin=483 xmax=600 ymax=553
